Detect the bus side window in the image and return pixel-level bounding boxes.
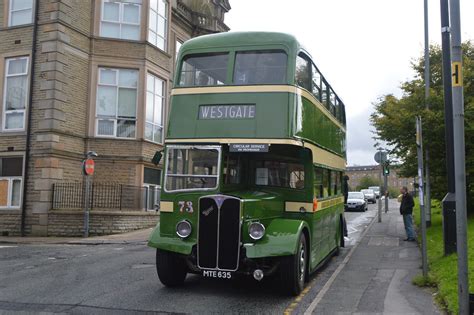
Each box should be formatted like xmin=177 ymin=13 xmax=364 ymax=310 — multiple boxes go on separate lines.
xmin=296 ymin=54 xmax=311 ymax=91
xmin=330 ymin=90 xmax=337 ymax=116
xmin=322 ymin=169 xmax=330 ymax=198
xmin=331 ymin=171 xmax=338 ymax=195
xmin=311 ymin=64 xmax=321 ymax=101
xmin=321 ymin=80 xmax=328 ymax=109
xmin=314 ymin=167 xmax=323 ymax=198
xmin=337 ymin=172 xmax=343 ymax=194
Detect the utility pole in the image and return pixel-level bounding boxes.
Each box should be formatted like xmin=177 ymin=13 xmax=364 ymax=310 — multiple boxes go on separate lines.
xmin=449 ymin=0 xmax=469 ymax=313
xmin=439 ymin=0 xmax=457 ymax=255
xmin=416 ymin=117 xmax=428 ymax=278
xmin=423 ymin=0 xmax=432 ymax=227
xmin=378 ymin=163 xmax=382 ymax=222
xmin=383 ymin=161 xmax=389 ymax=213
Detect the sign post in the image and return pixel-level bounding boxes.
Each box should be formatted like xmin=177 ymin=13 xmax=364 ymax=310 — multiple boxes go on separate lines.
xmin=374 ymin=150 xmax=387 ymax=223
xmin=82 ymin=152 xmax=97 ymax=238
xmin=383 ymin=162 xmax=389 ymax=213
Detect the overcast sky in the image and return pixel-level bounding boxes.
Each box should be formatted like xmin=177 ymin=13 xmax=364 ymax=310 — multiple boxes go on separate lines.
xmin=225 ymin=0 xmax=474 ymax=166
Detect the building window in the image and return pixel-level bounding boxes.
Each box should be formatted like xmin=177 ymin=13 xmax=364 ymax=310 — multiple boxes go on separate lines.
xmin=100 ymin=0 xmax=141 ymax=40
xmin=3 ymin=57 xmax=29 ymax=131
xmin=145 ymin=74 xmax=164 ymax=143
xmin=144 ymin=167 xmax=161 ymax=210
xmin=9 ymin=0 xmax=33 ymax=27
xmin=96 ymin=68 xmax=138 ymax=138
xmin=0 ymin=157 xmax=23 ymax=209
xmin=175 ymin=40 xmax=182 ymax=61
xmin=148 ymin=0 xmax=168 ymax=50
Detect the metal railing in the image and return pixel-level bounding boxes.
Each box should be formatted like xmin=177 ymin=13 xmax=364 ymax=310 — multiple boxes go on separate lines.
xmin=52 ymin=182 xmax=150 ymax=211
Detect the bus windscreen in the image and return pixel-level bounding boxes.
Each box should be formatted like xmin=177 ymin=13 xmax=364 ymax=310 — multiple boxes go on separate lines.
xmin=233 ymin=51 xmax=287 ymax=85
xmin=178 ymin=53 xmax=228 ymax=87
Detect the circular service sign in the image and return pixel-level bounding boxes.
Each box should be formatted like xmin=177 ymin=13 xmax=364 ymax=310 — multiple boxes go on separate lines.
xmin=83 ymin=158 xmax=95 ymax=176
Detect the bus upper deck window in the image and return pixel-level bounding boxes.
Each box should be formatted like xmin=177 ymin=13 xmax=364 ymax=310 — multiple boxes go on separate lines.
xmin=311 ymin=64 xmax=321 ymax=101
xmin=295 ymin=54 xmax=311 ymax=90
xmin=233 ymin=51 xmax=287 ymax=85
xmin=178 ymin=53 xmax=229 ymax=87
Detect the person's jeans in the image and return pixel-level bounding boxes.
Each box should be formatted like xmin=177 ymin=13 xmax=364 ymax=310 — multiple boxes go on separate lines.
xmin=403 ymin=214 xmax=415 ymax=239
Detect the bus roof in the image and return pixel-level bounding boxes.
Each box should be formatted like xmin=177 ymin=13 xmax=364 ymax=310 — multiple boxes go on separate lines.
xmin=180 ymin=31 xmax=302 ymax=54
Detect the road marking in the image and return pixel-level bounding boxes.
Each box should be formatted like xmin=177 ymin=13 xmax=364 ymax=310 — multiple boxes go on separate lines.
xmin=347 ymin=226 xmax=358 ymax=234
xmin=283 ymin=285 xmax=313 ymax=315
xmin=0 ymin=245 xmax=17 ymax=248
xmin=303 ymin=214 xmax=378 ymax=315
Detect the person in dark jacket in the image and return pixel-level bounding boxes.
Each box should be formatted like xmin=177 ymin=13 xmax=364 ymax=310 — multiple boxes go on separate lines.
xmin=399 ymin=186 xmax=415 ymax=241
xmin=343 ymin=175 xmax=349 ymax=204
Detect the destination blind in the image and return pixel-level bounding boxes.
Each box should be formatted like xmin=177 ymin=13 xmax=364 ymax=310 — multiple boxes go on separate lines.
xmin=198 ymin=104 xmax=256 ymax=120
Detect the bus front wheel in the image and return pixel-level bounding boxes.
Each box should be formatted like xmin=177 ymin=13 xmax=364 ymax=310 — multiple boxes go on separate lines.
xmin=156 ymin=249 xmax=187 ymax=287
xmin=279 ymin=233 xmax=307 ymax=296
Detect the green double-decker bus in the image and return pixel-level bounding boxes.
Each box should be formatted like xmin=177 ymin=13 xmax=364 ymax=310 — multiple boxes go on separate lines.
xmin=148 ymin=32 xmax=347 ymax=295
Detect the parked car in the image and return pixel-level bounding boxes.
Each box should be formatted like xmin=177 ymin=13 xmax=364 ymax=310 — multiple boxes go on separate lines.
xmin=368 ymin=186 xmax=380 ymax=199
xmin=361 ymin=189 xmax=376 ymax=204
xmin=345 ymin=192 xmax=367 ymax=212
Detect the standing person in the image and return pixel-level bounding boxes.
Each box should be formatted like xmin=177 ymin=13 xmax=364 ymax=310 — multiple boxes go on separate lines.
xmin=343 ymin=175 xmax=349 ymax=204
xmin=399 ymin=186 xmax=416 ymax=241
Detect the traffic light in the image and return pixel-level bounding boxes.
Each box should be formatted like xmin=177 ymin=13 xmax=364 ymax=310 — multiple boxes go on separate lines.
xmin=383 ymin=161 xmax=390 ymax=175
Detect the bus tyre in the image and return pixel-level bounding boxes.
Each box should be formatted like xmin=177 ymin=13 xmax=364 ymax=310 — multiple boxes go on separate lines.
xmin=279 ymin=233 xmax=307 ymax=296
xmin=156 ymin=249 xmax=187 ymax=287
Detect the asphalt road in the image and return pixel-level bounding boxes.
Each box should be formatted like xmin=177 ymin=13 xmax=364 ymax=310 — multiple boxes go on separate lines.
xmin=0 ymin=203 xmax=379 ymax=314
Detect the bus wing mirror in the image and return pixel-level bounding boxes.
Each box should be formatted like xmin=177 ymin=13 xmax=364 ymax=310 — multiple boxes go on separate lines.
xmin=152 ymin=150 xmax=163 ymax=165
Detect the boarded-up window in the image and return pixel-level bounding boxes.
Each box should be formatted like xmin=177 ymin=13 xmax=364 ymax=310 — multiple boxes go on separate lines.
xmin=0 ymin=157 xmax=23 ymax=208
xmin=0 ymin=180 xmax=8 ymax=206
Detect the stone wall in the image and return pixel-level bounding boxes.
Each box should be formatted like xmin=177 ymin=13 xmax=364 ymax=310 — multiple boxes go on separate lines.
xmin=47 ymin=210 xmax=159 ymax=237
xmin=0 ymin=212 xmax=22 ymax=236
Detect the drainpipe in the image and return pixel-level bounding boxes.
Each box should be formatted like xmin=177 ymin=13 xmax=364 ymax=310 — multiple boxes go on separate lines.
xmin=21 ymin=0 xmax=40 ymax=236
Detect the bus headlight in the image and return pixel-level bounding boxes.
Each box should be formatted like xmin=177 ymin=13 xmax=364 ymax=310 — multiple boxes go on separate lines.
xmin=176 ymin=220 xmax=192 ymax=238
xmin=248 ymin=222 xmax=265 ymax=240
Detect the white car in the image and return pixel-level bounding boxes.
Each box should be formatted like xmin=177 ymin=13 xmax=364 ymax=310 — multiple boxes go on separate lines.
xmin=345 ymin=191 xmax=367 ymax=212
xmin=368 ymin=186 xmax=381 ymax=198
xmin=361 ymin=189 xmax=376 ymax=204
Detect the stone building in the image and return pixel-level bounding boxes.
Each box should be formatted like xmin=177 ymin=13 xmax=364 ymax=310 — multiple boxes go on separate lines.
xmin=0 ymin=0 xmax=230 ymax=236
xmin=346 ymin=165 xmax=414 ymax=193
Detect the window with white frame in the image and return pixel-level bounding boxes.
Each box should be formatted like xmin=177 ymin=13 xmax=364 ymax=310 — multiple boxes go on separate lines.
xmin=96 ymin=68 xmax=138 ymax=138
xmin=175 ymin=40 xmax=182 ymax=61
xmin=100 ymin=0 xmax=141 ymax=40
xmin=143 ymin=167 xmax=161 ymax=210
xmin=145 ymin=74 xmax=164 ymax=143
xmin=148 ymin=0 xmax=168 ymax=50
xmin=3 ymin=57 xmax=29 ymax=131
xmin=0 ymin=157 xmax=23 ymax=209
xmin=9 ymin=0 xmax=33 ymax=27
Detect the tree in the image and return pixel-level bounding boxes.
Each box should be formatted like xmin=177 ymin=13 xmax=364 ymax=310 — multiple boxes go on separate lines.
xmin=356 ymin=176 xmax=381 ymax=191
xmin=370 ymin=42 xmax=474 ymax=211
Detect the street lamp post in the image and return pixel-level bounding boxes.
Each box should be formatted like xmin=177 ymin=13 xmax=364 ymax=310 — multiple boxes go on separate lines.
xmin=449 ymin=0 xmax=469 ymax=313
xmin=439 ymin=0 xmax=457 ymax=256
xmin=423 ymin=0 xmax=432 ymax=227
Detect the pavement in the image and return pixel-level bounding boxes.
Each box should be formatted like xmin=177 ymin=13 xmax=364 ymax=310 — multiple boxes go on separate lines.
xmin=0 ymin=227 xmax=153 ymax=245
xmin=305 ymin=200 xmax=441 ymax=314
